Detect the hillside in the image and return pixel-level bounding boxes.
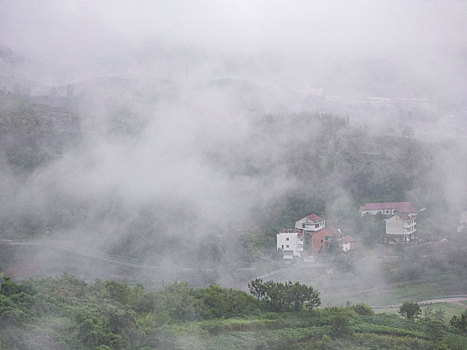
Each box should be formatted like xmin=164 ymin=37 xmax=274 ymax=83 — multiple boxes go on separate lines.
xmin=0 ymin=93 xmax=80 ymax=171
xmin=0 ymin=275 xmax=466 ymax=350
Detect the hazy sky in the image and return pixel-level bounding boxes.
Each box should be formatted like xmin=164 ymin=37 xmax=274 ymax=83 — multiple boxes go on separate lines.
xmin=1 ymin=0 xmax=467 ymax=93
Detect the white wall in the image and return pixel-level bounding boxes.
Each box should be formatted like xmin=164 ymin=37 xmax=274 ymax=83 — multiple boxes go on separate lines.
xmin=277 ymin=231 xmax=303 ymax=258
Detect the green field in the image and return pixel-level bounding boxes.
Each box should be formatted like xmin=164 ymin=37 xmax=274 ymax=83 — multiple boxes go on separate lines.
xmin=375 ymin=302 xmax=467 ymax=319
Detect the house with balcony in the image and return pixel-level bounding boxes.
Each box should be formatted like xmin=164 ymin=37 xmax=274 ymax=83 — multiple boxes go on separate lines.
xmin=359 ymin=202 xmax=418 ymax=217
xmin=277 ymin=213 xmax=357 ymax=259
xmin=384 ymin=213 xmax=416 ymax=244
xmin=276 ymin=229 xmax=304 ymax=259
xmin=295 ymin=214 xmax=326 ymax=246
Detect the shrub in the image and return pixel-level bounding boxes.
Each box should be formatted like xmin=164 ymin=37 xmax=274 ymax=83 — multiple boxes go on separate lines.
xmin=330 ymin=314 xmax=353 ymax=338
xmin=351 ymin=303 xmax=374 ymax=316
xmin=398 ymin=301 xmax=421 ymax=320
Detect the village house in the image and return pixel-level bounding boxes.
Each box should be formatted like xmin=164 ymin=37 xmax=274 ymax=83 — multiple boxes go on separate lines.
xmin=340 ymin=236 xmax=357 ymax=252
xmin=384 ymin=213 xmax=416 ymax=244
xmin=359 ymin=202 xmax=418 ymax=217
xmin=276 ymin=214 xmax=357 ymax=259
xmin=295 ymin=214 xmax=326 ymax=233
xmin=309 ymin=226 xmax=343 ymax=253
xmin=276 ymin=229 xmax=304 ymax=259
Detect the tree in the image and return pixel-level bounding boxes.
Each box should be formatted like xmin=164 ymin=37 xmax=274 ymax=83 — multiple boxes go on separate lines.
xmin=248 ymin=279 xmax=320 ymax=312
xmin=399 ymin=301 xmax=421 ymax=320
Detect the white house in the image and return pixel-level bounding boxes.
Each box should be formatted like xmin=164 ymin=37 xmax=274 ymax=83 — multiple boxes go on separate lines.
xmin=384 ymin=213 xmax=416 ymax=244
xmin=277 ymin=229 xmax=304 ymax=259
xmin=295 ymin=214 xmax=326 ymax=234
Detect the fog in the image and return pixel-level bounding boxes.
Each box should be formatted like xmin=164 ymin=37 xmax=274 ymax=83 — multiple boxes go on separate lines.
xmin=0 ymin=1 xmax=466 ymax=302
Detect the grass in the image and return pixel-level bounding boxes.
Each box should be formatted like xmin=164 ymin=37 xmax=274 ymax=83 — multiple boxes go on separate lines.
xmin=325 ymin=283 xmax=444 ymax=306
xmin=158 ymin=310 xmax=467 ymax=350
xmin=375 ymin=302 xmax=466 ymax=319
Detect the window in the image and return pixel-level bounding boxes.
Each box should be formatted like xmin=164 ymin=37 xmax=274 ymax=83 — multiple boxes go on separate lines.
xmin=286 ymin=245 xmax=289 ymax=248
xmin=281 ymin=245 xmax=284 ymax=249
xmin=315 ymin=223 xmax=319 ymax=228
xmin=302 ymin=223 xmax=305 ymax=228
xmin=286 ymin=237 xmax=289 ymax=241
xmin=321 ymin=240 xmax=323 ymax=243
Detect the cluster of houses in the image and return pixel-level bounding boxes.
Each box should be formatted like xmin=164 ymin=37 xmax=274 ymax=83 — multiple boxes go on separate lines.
xmin=277 ymin=201 xmax=419 ymax=259
xmin=276 ymin=214 xmax=356 ymax=259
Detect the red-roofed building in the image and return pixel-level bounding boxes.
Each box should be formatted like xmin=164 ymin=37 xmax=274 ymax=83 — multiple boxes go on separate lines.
xmin=277 ymin=213 xmax=357 ymax=258
xmin=295 ymin=214 xmax=326 ymax=233
xmin=359 ymin=202 xmax=418 ymax=217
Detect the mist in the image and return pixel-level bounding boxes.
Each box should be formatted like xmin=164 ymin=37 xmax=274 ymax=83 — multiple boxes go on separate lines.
xmin=0 ymin=0 xmax=467 ymax=302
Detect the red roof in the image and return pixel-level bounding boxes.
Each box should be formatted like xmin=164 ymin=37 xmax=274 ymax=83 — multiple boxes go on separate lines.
xmin=305 ymin=214 xmax=325 ymax=222
xmin=359 ymin=202 xmax=417 ymax=213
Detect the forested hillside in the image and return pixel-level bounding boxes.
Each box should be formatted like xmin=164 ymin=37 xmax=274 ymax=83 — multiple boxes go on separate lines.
xmin=0 ymin=91 xmax=461 ymax=264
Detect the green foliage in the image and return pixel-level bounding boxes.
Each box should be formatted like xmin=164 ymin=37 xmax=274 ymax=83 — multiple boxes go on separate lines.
xmin=193 ymin=285 xmax=258 ymax=319
xmin=248 ymin=279 xmax=320 ymax=312
xmin=398 ymin=301 xmax=421 ymax=320
xmin=155 ymin=282 xmax=198 ymax=322
xmin=330 ymin=314 xmax=353 ymax=338
xmin=351 ymin=303 xmax=374 ymax=316
xmin=0 ymin=274 xmax=466 ymax=349
xmin=355 ymin=214 xmax=386 ymax=247
xmin=424 ymin=319 xmax=445 ymax=341
xmin=450 ymin=310 xmax=467 ymax=333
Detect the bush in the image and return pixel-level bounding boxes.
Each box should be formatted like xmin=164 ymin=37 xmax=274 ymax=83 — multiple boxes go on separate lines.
xmin=398 ymin=301 xmax=421 ymax=320
xmin=351 ymin=303 xmax=374 ymax=316
xmin=330 ymin=314 xmax=353 ymax=338
xmin=450 ymin=310 xmax=467 ymax=333
xmin=193 ymin=285 xmax=258 ymax=319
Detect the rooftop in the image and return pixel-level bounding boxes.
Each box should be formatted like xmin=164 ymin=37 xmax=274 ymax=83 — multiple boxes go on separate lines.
xmin=359 ymin=201 xmax=417 ymax=213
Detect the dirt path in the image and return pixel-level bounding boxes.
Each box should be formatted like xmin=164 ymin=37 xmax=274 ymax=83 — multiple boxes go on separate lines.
xmin=418 ymin=297 xmax=467 ymax=308
xmin=374 ymin=296 xmax=467 ymax=309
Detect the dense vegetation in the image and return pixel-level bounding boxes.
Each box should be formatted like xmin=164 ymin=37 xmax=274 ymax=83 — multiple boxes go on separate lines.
xmin=0 ymin=274 xmax=466 ymax=349
xmin=0 ymin=93 xmax=80 ymax=171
